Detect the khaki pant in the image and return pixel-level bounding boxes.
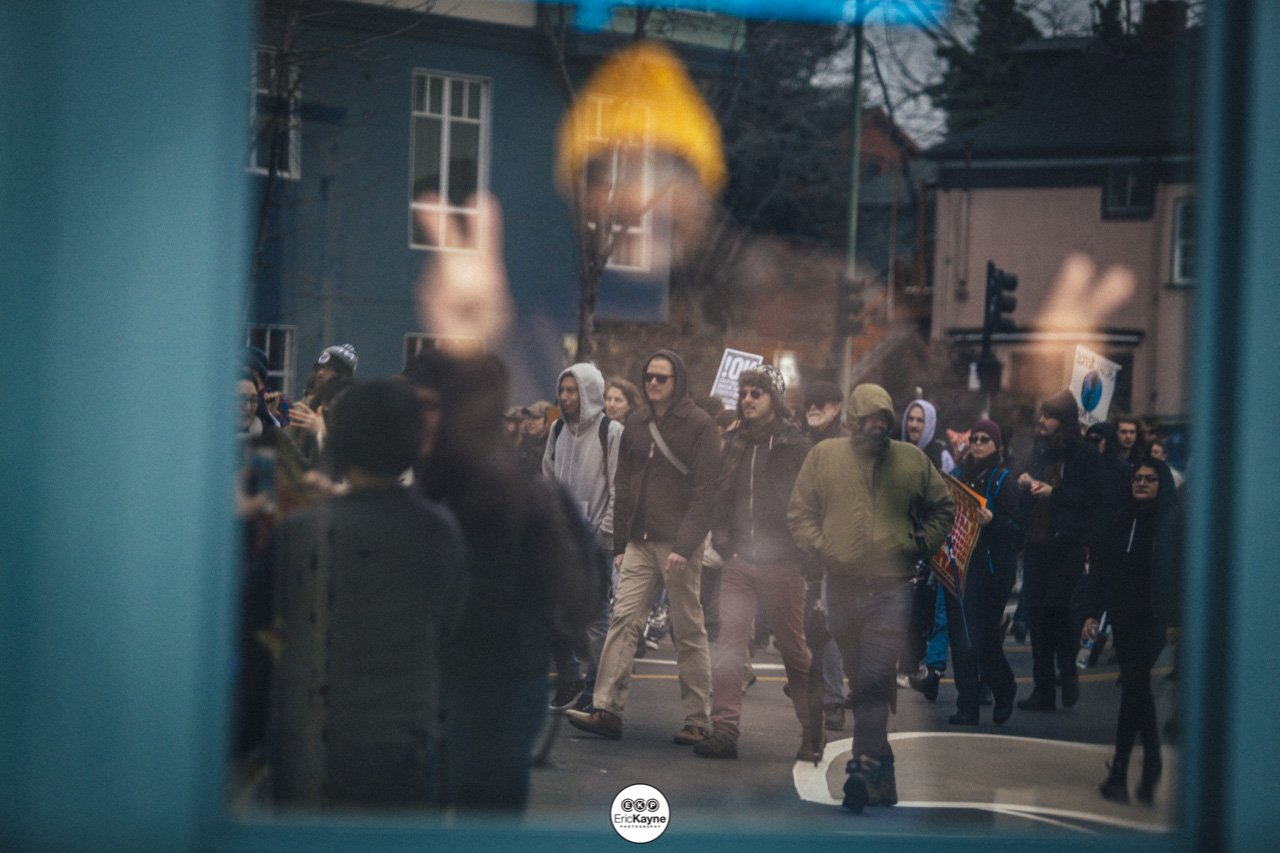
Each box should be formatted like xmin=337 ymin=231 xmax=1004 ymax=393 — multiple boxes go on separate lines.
xmin=593 ymin=540 xmax=711 ymax=728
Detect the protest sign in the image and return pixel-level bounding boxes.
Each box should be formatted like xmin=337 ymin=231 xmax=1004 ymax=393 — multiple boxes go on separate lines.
xmin=929 ymin=473 xmax=987 ymax=600
xmin=1068 ymin=345 xmax=1122 ymax=426
xmin=710 ymin=348 xmax=764 ymax=411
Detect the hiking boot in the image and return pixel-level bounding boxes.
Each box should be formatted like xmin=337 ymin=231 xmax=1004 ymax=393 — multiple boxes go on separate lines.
xmin=1100 ymin=758 xmax=1129 ymax=803
xmin=824 ymin=703 xmax=845 ymax=731
xmin=871 ymin=756 xmax=897 ymax=806
xmin=549 ymin=677 xmax=584 ymax=712
xmin=908 ymin=667 xmax=943 ymax=702
xmin=672 ymin=725 xmax=710 ymax=746
xmin=566 ymin=708 xmax=622 ymax=740
xmin=1017 ymin=690 xmax=1056 ymax=711
xmin=796 ymin=728 xmax=827 ymax=764
xmin=842 ymin=755 xmax=881 ymax=814
xmin=693 ymin=731 xmax=738 ymax=759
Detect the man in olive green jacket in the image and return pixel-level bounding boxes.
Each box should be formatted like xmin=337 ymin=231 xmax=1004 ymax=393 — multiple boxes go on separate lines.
xmin=787 ymin=384 xmax=954 ymax=813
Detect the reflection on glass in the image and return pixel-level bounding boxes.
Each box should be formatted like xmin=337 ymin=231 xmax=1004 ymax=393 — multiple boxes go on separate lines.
xmin=241 ymin=0 xmax=1195 ymax=838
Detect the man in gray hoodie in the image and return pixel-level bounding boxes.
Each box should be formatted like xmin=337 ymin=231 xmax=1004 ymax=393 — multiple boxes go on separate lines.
xmin=543 ymin=363 xmax=623 ymax=712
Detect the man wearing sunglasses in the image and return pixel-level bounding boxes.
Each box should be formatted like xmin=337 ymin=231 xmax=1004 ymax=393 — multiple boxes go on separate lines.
xmin=569 ymin=350 xmax=722 ymax=745
xmin=694 ymin=366 xmax=815 ymax=760
xmin=788 ymin=384 xmax=955 ymax=812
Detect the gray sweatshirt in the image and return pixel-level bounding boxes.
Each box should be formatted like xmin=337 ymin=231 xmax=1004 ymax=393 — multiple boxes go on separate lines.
xmin=542 ymin=363 xmax=623 ymax=549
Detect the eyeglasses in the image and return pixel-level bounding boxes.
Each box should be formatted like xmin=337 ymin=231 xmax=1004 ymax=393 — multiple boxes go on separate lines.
xmin=970 ymin=434 xmax=993 ymax=445
xmin=805 ymin=400 xmax=832 ymax=410
xmin=739 ymin=388 xmax=764 ymax=400
xmin=643 ymin=373 xmax=672 ymax=385
xmin=1132 ymin=474 xmax=1159 ymax=484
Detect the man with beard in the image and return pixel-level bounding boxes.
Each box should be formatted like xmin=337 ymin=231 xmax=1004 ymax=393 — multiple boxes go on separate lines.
xmin=1016 ymin=389 xmax=1102 ymax=711
xmin=695 ymin=366 xmax=815 ymax=761
xmin=788 ymin=384 xmax=954 ymax=813
xmin=803 ymin=381 xmax=849 ymax=443
xmin=285 ymin=344 xmax=358 ymax=470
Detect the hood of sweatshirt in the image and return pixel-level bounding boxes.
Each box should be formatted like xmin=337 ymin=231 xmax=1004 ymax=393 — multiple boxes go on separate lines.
xmin=901 ymin=398 xmax=938 ymax=449
xmin=849 ymin=383 xmax=895 ymax=423
xmin=642 ymin=349 xmax=689 ymax=413
xmin=558 ymin=362 xmax=607 ymax=431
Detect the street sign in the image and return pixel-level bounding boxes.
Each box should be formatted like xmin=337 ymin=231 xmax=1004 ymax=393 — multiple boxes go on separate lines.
xmin=1068 ymin=345 xmax=1122 ymax=426
xmin=710 ymin=348 xmax=763 ymax=411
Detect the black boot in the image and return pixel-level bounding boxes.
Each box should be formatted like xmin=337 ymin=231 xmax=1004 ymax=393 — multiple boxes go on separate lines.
xmin=908 ymin=667 xmax=942 ymax=702
xmin=1136 ymin=748 xmax=1163 ymax=805
xmin=1099 ymin=758 xmax=1130 ymax=804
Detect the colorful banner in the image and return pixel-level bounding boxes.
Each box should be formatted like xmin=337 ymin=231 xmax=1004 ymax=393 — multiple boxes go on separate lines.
xmin=928 ymin=473 xmax=987 ymax=600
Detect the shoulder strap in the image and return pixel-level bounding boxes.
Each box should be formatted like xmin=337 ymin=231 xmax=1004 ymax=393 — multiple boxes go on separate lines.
xmin=598 ymin=416 xmax=612 ymax=491
xmin=986 ymin=467 xmax=1010 ymax=504
xmin=648 ymin=420 xmax=690 ymax=477
xmin=549 ymin=418 xmax=564 ymax=463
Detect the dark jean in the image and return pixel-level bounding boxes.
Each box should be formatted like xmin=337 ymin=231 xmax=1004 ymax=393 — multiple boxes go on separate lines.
xmin=1023 ymin=542 xmax=1086 ymax=697
xmin=826 ymin=575 xmax=914 ymax=762
xmin=944 ymin=553 xmax=1018 ymax=715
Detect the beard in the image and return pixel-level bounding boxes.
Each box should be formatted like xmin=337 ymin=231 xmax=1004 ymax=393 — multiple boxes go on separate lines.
xmin=806 ymin=410 xmax=830 ymax=429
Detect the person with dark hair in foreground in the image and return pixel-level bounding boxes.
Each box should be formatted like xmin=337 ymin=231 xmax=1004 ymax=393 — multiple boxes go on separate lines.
xmin=272 ymin=379 xmax=464 ymax=810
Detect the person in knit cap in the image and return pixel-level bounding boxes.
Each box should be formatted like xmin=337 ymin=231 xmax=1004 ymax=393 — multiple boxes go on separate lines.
xmin=286 ymin=344 xmax=358 ymax=470
xmin=695 ymin=365 xmax=816 ymax=761
xmin=1015 ymin=389 xmax=1101 ymax=712
xmin=941 ymin=418 xmax=1024 ymax=726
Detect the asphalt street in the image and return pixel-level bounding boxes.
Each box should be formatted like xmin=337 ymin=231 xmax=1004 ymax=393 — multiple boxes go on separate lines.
xmin=527 ymin=624 xmax=1180 ymax=839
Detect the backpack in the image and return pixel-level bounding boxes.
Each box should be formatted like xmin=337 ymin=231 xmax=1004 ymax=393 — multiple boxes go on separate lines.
xmin=550 ymin=415 xmax=614 ymax=489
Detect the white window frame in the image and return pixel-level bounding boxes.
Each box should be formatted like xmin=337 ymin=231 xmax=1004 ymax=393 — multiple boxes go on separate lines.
xmin=1172 ymin=195 xmax=1198 ymax=285
xmin=582 ymin=95 xmax=654 ymax=273
xmin=409 ymin=71 xmax=491 ymax=252
xmin=245 ymin=323 xmax=297 ymax=400
xmin=249 ymin=46 xmax=301 ymax=181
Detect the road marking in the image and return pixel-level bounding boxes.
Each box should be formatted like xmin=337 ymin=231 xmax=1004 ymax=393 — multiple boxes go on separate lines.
xmin=793 ymin=734 xmax=1174 ymax=833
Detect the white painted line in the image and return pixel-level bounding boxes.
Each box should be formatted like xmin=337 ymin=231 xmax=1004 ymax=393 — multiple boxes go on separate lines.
xmin=639 ymin=658 xmax=786 ymax=671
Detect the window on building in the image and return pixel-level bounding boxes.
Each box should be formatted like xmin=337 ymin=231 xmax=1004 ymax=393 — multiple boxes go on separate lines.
xmin=249 ymin=46 xmax=300 ymax=180
xmin=1102 ymin=164 xmax=1154 ymax=218
xmin=410 ymin=72 xmax=489 ymax=250
xmin=581 ymin=96 xmax=653 ymax=272
xmin=1172 ymin=195 xmax=1198 ymax=285
xmin=246 ymin=324 xmax=296 ymax=399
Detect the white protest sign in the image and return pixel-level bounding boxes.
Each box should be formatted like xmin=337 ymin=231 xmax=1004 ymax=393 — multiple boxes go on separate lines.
xmin=711 ymin=348 xmax=764 ymax=411
xmin=1068 ymin=345 xmax=1122 ymax=426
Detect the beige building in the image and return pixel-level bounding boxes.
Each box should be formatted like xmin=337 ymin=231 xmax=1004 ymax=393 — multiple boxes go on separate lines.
xmin=925 ymin=27 xmax=1198 ymax=419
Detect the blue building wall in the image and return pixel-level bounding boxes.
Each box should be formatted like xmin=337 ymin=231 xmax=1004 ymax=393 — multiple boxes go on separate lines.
xmin=252 ymin=6 xmax=671 ymax=399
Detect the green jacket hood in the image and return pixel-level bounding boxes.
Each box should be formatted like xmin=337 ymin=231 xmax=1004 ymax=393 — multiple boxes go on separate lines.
xmin=849 ymin=384 xmax=895 ymax=422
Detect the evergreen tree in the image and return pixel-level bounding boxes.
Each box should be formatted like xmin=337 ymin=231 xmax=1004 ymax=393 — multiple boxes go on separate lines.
xmin=926 ymin=0 xmax=1042 ymax=134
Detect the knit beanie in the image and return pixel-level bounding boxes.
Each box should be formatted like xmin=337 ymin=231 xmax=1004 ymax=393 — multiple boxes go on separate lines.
xmin=1041 ymin=388 xmax=1079 ymax=424
xmin=970 ymin=418 xmax=1003 ymax=448
xmin=739 ymin=364 xmax=785 ymax=404
xmin=316 ymin=343 xmax=358 ymax=373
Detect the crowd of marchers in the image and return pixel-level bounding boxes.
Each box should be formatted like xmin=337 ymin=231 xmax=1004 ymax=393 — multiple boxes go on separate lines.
xmin=233 ymin=341 xmax=1184 ymax=816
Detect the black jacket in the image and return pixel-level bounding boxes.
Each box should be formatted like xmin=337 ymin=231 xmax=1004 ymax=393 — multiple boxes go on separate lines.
xmin=711 ymin=417 xmax=811 ymax=565
xmin=1024 ymin=436 xmax=1103 ymax=547
xmin=953 ymin=455 xmax=1023 ymax=579
xmin=613 ymin=350 xmax=723 ymax=559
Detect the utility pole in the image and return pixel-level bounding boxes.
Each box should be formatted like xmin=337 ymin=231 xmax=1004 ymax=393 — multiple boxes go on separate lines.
xmin=835 ymin=18 xmax=866 ymax=402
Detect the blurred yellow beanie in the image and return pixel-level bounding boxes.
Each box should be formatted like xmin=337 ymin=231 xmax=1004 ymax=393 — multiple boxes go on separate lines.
xmin=555 ymin=41 xmax=726 ymax=196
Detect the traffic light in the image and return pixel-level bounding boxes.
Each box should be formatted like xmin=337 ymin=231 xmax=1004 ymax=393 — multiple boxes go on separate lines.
xmin=982 ymin=261 xmax=1017 ymax=353
xmin=834 ymin=274 xmax=863 ymax=339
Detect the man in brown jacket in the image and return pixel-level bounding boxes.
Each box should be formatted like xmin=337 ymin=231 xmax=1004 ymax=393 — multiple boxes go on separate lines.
xmin=568 ymin=350 xmax=722 ymax=743
xmin=788 ymin=384 xmax=954 ymax=813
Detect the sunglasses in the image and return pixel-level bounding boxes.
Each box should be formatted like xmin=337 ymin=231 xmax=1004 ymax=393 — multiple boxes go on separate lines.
xmin=1132 ymin=474 xmax=1159 ymax=484
xmin=970 ymin=434 xmax=993 ymax=445
xmin=738 ymin=388 xmax=764 ymax=400
xmin=643 ymin=373 xmax=672 ymax=385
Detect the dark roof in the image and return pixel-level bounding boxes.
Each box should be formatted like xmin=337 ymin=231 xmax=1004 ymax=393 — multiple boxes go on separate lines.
xmin=925 ymin=30 xmax=1199 ymax=162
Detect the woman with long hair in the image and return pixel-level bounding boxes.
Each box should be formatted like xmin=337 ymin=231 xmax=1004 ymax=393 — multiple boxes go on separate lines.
xmin=1084 ymin=457 xmax=1181 ymax=805
xmin=604 ymin=377 xmax=641 ymax=422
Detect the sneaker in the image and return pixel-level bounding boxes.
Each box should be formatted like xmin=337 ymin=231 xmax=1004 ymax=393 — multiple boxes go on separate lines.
xmin=693 ymin=731 xmax=738 ymax=759
xmin=549 ymin=677 xmax=585 ymax=712
xmin=824 ymin=704 xmax=845 ymax=731
xmin=895 ymin=672 xmax=913 ymax=689
xmin=566 ymin=708 xmax=622 ymax=739
xmin=908 ymin=667 xmax=942 ymax=702
xmin=672 ymin=725 xmax=709 ymax=746
xmin=570 ymin=693 xmax=594 ymax=713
